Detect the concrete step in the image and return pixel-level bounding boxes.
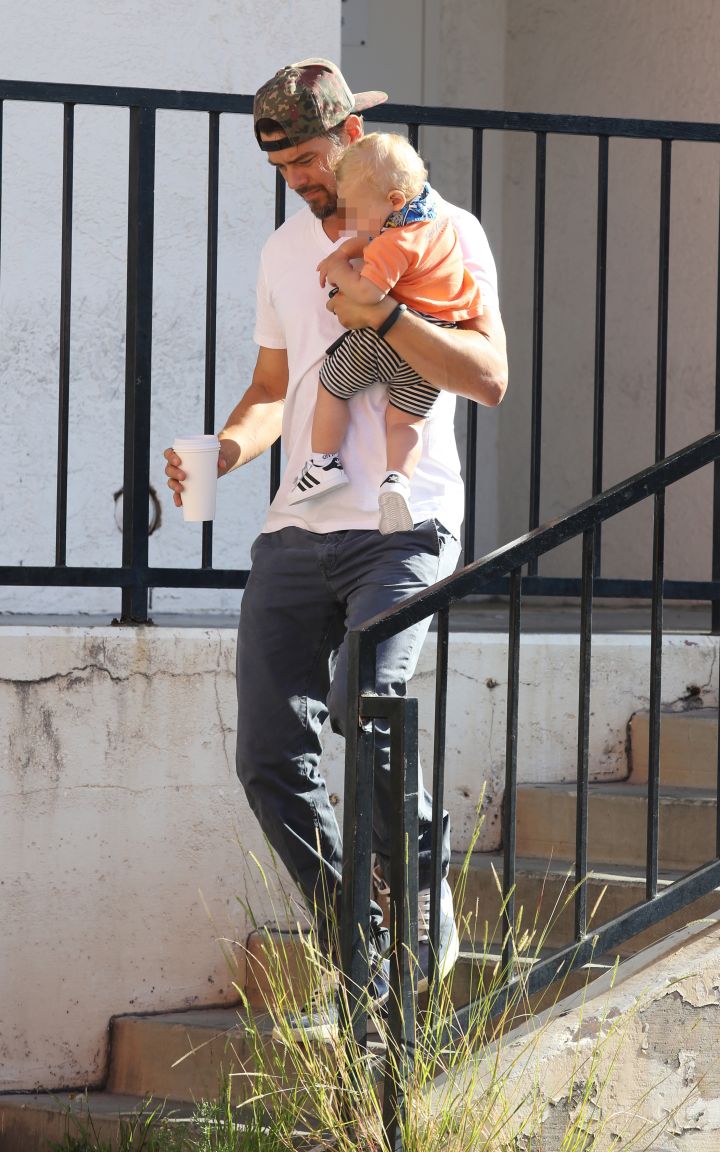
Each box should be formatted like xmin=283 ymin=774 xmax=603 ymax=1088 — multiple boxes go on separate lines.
xmin=514 ymin=781 xmax=717 ymax=870
xmin=0 ymin=1092 xmax=194 ymax=1152
xmin=449 ymin=851 xmax=720 ymax=956
xmin=244 ymin=925 xmax=320 ymax=1011
xmin=0 ymin=1087 xmax=325 ymax=1152
xmin=447 ymin=945 xmax=615 ymax=1025
xmin=108 ymin=1004 xmax=278 ymax=1104
xmin=629 ymin=708 xmax=718 ymax=789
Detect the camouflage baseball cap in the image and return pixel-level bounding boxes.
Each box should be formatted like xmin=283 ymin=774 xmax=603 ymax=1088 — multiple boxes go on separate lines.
xmin=254 ymin=58 xmax=388 ymax=152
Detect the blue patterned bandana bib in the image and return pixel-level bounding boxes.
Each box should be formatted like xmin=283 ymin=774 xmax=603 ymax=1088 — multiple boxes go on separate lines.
xmin=383 ymin=182 xmax=438 ymax=229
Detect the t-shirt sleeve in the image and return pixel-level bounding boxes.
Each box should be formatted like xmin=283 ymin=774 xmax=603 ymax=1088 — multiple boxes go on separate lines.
xmin=359 ymin=230 xmax=413 ymax=295
xmin=253 ymin=247 xmax=287 ymax=349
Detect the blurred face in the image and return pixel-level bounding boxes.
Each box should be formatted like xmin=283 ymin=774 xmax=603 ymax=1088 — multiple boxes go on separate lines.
xmin=337 ymin=176 xmax=400 ymax=236
xmin=262 ymin=132 xmax=341 ymax=220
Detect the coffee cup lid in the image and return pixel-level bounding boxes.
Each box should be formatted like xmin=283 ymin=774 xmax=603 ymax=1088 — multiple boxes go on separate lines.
xmin=173 ymin=435 xmax=220 ymax=451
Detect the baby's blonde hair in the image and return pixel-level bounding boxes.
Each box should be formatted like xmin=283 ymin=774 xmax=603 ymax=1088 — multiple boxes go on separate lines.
xmin=333 ymin=132 xmax=427 ymax=200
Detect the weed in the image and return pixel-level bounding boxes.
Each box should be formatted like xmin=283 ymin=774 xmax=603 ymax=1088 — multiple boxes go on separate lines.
xmin=48 ymin=836 xmax=686 ymax=1152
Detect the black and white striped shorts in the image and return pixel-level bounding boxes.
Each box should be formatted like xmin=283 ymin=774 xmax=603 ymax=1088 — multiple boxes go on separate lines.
xmin=319 ymin=311 xmax=456 ymax=419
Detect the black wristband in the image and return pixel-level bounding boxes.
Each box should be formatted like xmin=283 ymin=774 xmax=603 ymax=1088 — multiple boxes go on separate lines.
xmin=375 ymin=302 xmax=407 ymax=339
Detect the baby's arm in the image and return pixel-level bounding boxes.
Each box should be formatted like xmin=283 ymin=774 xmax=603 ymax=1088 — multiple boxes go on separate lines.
xmin=317 ymin=238 xmax=386 ymax=305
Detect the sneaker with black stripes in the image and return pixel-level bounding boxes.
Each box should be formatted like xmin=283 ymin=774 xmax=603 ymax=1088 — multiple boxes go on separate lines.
xmin=288 ymin=454 xmax=349 ymax=505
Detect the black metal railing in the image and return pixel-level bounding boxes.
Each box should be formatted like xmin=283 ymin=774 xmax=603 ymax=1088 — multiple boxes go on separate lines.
xmin=341 ymin=430 xmax=720 ymax=1150
xmin=1 ymin=79 xmax=720 ymax=621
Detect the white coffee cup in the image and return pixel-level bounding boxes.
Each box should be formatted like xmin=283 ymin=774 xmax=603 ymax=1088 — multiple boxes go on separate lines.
xmin=173 ymin=435 xmax=221 ymax=522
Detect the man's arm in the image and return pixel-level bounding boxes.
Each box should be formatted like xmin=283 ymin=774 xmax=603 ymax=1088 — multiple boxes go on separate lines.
xmin=328 ymin=294 xmax=508 ymax=408
xmin=164 ymin=345 xmax=288 ymax=506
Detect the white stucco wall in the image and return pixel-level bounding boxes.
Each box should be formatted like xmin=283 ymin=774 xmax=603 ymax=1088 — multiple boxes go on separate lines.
xmin=497 ymin=0 xmax=720 ymax=585
xmin=2 ymin=624 xmax=718 ymax=1090
xmin=345 ymin=1 xmax=720 ymax=585
xmin=0 ymin=1 xmax=339 ymax=616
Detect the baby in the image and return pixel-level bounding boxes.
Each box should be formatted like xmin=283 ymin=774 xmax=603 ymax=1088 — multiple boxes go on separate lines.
xmin=289 ymin=132 xmax=483 ymax=533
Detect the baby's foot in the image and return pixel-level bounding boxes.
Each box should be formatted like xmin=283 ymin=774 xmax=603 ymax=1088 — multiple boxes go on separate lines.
xmin=378 ymin=472 xmax=414 ymax=534
xmin=288 ymin=454 xmax=348 ymax=504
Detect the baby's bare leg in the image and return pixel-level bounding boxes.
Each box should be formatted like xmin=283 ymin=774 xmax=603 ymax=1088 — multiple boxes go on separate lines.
xmin=385 ymin=403 xmax=427 ymax=480
xmin=312 ymin=384 xmax=350 ymax=455
xmin=377 ymin=404 xmax=427 ymax=534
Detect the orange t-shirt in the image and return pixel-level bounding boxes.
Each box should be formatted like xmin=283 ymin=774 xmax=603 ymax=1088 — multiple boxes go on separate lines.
xmin=359 ymin=216 xmax=483 ymax=322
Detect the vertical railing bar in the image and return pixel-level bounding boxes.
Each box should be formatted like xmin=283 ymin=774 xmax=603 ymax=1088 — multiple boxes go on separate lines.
xmin=382 ymin=697 xmax=418 ymax=1152
xmin=463 ymin=127 xmax=484 ymax=566
xmin=592 ymin=135 xmax=609 ymax=577
xmin=427 ymin=606 xmax=450 ymax=1003
xmin=407 ymin=122 xmax=419 ymax=151
xmin=269 ymin=167 xmax=286 ymax=500
xmin=56 ymin=102 xmax=74 ymax=567
xmin=471 ymin=126 xmax=484 ymax=223
xmin=502 ymin=568 xmax=522 ymax=973
xmin=340 ymin=631 xmax=376 ymax=1047
xmin=0 ymin=101 xmax=3 ymax=284
xmin=656 ymin=139 xmax=672 ymax=464
xmin=463 ymin=407 xmax=478 ymax=567
xmin=119 ymin=104 xmax=156 ymax=624
xmin=645 ymin=139 xmax=671 ymax=892
xmin=528 ymin=132 xmax=547 ymax=576
xmin=201 ymin=111 xmax=220 ymax=570
xmin=574 ymin=527 xmax=595 ymax=941
xmin=647 ymin=491 xmax=664 ymax=899
xmin=717 ymin=626 xmax=720 ymax=854
xmin=712 ymin=161 xmax=720 ymax=634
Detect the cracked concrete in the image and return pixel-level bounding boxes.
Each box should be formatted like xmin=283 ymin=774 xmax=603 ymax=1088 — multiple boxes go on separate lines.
xmin=0 ymin=627 xmax=280 ymax=1091
xmin=432 ymin=917 xmax=720 ymax=1150
xmin=2 ymin=625 xmax=718 ymax=1091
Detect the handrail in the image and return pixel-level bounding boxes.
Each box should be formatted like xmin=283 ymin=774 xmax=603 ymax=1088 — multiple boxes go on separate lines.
xmin=3 ymin=78 xmax=720 ymax=143
xmin=353 ymin=430 xmax=720 ymax=643
xmin=341 ymin=430 xmax=720 ymax=1151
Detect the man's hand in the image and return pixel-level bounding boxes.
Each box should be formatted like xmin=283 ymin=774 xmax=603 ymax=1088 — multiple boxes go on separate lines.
xmin=327 ymin=290 xmax=395 ymax=331
xmin=163 ymin=443 xmax=236 ymax=508
xmin=163 ymin=448 xmax=189 ymax=508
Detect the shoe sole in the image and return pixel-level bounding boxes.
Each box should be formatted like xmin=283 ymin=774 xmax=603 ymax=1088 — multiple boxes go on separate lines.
xmin=378 ymin=490 xmax=414 ymax=534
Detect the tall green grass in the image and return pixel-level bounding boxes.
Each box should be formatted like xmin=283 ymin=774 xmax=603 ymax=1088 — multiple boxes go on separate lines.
xmin=50 ymin=837 xmax=683 ymax=1152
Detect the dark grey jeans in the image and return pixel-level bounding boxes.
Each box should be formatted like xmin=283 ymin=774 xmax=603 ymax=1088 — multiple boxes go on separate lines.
xmin=235 ymin=518 xmax=461 ymax=953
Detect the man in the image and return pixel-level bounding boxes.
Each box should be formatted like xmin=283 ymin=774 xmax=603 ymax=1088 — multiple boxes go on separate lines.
xmin=164 ymin=58 xmax=507 ymax=1038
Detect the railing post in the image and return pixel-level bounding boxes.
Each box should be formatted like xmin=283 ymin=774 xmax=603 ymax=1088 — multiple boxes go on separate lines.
xmin=119 ymin=104 xmax=156 ymax=625
xmin=382 ymin=696 xmax=418 ymax=1152
xmin=340 ymin=630 xmax=376 ymax=1044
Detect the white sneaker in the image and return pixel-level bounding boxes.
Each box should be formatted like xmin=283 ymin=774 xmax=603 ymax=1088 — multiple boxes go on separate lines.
xmin=288 ymin=455 xmax=349 ymax=505
xmin=416 ymin=878 xmax=460 ymax=991
xmin=378 ymin=473 xmax=414 ymax=534
xmin=371 ymin=866 xmax=460 ymax=993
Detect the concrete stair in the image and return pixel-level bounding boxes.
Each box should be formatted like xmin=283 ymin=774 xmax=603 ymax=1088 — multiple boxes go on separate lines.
xmin=1 ymin=708 xmax=717 ymax=1150
xmin=450 ymin=707 xmax=720 ymax=966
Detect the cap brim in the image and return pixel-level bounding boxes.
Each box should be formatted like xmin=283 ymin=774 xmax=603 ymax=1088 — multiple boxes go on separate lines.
xmin=352 ymin=90 xmax=389 ymax=114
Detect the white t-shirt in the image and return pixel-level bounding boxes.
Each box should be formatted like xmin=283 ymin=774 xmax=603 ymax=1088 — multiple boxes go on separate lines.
xmin=253 ymin=199 xmax=499 ymax=538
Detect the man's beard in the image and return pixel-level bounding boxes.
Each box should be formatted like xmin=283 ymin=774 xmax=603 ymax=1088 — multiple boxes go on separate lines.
xmin=310 ymin=201 xmax=338 ymax=220
xmin=300 ymin=186 xmax=338 ymax=220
